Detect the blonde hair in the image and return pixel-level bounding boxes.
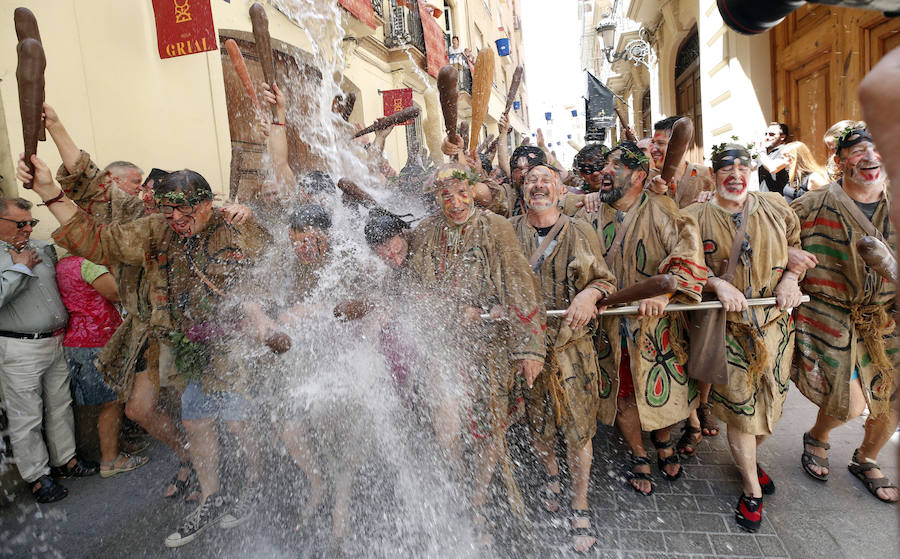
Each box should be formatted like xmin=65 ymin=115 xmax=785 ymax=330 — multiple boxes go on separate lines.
xmin=781 ymin=141 xmax=827 ymax=186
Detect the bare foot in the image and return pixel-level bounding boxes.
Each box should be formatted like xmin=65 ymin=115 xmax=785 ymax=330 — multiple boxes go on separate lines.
xmin=572 ymin=513 xmax=596 ymax=552
xmin=629 ymin=458 xmax=652 ymax=495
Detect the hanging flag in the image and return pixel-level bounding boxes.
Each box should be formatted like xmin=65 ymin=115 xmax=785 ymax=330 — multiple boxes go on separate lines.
xmin=571 ymin=109 xmax=578 ymax=117
xmin=585 ymin=72 xmax=614 ymax=142
xmin=151 ymin=0 xmax=217 ymax=59
xmin=338 ymin=0 xmax=377 ymax=29
xmin=513 ymin=101 xmax=521 ymax=111
xmin=418 ymin=2 xmax=449 ymax=78
xmin=544 ymin=112 xmax=552 ymax=121
xmin=567 ymin=134 xmax=572 ymax=139
xmin=382 ymin=88 xmax=415 ymax=125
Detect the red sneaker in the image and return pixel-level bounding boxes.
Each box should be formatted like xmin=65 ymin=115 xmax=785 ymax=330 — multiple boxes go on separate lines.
xmin=735 ymin=494 xmax=763 ymax=533
xmin=757 ymin=465 xmax=775 ymax=495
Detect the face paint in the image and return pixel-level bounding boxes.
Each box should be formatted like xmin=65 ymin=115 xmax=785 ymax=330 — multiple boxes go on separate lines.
xmin=164 ymin=200 xmax=213 ymax=238
xmin=437 ymin=180 xmax=475 ymax=225
xmin=597 ymin=152 xmax=631 ymax=204
xmin=374 ymin=234 xmax=409 ymax=269
xmin=578 ymin=157 xmax=605 ymax=192
xmin=523 ymin=166 xmax=560 ymax=211
xmin=715 ymin=162 xmax=751 ymax=203
xmin=649 ymin=130 xmax=669 ymax=169
xmin=512 ymin=156 xmax=530 ymax=187
xmin=842 ymin=141 xmax=884 ymax=188
xmin=290 ymin=228 xmax=330 ymax=265
xmin=762 ymin=124 xmax=783 ymax=149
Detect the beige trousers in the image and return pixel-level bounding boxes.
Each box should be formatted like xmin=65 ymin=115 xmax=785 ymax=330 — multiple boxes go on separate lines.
xmin=0 ymin=335 xmax=76 ymax=483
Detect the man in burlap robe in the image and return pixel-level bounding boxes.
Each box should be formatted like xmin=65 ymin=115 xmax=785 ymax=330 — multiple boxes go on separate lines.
xmin=407 ymin=163 xmax=546 ymax=544
xmin=510 ymin=163 xmax=615 ymax=553
xmin=790 ymin=125 xmax=899 ymax=503
xmin=43 ymin=105 xmax=197 ymax=496
xmin=685 ymin=143 xmax=804 ymax=532
xmin=19 ymin=155 xmax=273 ymax=546
xmin=574 ymin=142 xmax=706 ymax=495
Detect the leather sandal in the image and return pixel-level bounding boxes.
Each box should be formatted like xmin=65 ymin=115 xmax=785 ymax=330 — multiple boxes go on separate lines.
xmin=165 ymin=461 xmax=197 ymax=499
xmin=651 ymin=435 xmax=683 ymax=481
xmin=31 ymin=475 xmax=68 ymax=503
xmin=848 ymin=449 xmax=898 ymax=503
xmin=100 ymin=453 xmax=149 ymax=478
xmin=50 ymin=456 xmax=99 ymax=478
xmin=571 ymin=508 xmax=596 ymax=553
xmin=676 ymin=424 xmax=702 ymax=456
xmin=626 ymin=454 xmax=655 ymax=496
xmin=698 ymin=402 xmax=720 ymax=436
xmin=801 ymin=431 xmax=830 ymax=481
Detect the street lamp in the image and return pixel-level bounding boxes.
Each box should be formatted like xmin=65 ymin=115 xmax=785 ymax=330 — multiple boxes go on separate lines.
xmin=596 ymin=16 xmax=652 ymax=69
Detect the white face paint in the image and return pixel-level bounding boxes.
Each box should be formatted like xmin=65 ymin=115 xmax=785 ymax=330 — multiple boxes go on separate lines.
xmin=715 ymin=162 xmax=751 ymax=204
xmin=841 ymin=140 xmax=885 ymax=189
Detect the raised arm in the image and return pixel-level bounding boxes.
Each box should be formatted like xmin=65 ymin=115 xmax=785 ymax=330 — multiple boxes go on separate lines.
xmin=262 ymin=82 xmax=294 ymax=188
xmin=42 ymin=103 xmax=81 ymax=173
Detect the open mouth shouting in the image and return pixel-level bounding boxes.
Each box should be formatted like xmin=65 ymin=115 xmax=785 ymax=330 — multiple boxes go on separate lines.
xmin=167 ymin=215 xmax=195 ymax=236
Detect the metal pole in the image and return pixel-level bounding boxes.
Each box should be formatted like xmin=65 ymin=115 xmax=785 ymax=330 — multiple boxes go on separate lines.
xmin=481 ymin=295 xmax=810 ymax=320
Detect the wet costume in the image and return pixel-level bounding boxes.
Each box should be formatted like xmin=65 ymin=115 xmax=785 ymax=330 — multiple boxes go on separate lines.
xmin=790 ymin=183 xmax=898 ymax=420
xmin=55 ymin=152 xmax=158 ymax=399
xmin=575 ymin=192 xmax=706 ymax=430
xmin=510 ymin=215 xmax=615 ymax=448
xmin=52 ymin=186 xmax=271 ymax=396
xmin=685 ymin=192 xmax=799 ymax=434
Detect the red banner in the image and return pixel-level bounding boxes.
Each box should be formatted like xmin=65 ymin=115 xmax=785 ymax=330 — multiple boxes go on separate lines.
xmin=151 ymin=0 xmax=217 ymax=59
xmin=338 ymin=0 xmax=377 ymax=30
xmin=417 ymin=3 xmax=449 ymax=78
xmin=382 ymin=88 xmax=414 ymax=125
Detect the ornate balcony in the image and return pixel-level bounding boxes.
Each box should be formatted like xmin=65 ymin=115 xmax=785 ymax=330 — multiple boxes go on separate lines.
xmin=383 ymin=0 xmax=426 ymax=54
xmin=372 ymin=0 xmax=384 ymax=19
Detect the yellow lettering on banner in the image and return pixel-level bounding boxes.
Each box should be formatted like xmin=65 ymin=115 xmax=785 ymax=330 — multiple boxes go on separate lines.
xmin=393 ymin=99 xmax=403 ymax=111
xmin=165 ymin=44 xmax=175 ymax=57
xmin=174 ymin=0 xmax=192 ymax=24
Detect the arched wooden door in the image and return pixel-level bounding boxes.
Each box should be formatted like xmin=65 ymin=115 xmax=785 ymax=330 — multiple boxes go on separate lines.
xmin=674 ymin=31 xmax=703 ymax=165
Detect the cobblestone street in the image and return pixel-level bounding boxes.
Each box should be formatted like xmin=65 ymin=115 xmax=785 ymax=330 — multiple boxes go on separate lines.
xmin=1 ymin=390 xmax=896 ymax=558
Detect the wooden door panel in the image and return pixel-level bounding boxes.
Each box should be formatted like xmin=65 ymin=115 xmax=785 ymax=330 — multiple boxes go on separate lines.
xmin=791 ymin=64 xmax=830 ymax=163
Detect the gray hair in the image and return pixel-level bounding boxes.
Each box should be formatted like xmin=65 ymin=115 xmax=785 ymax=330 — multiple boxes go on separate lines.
xmin=0 ymin=197 xmax=33 ymax=216
xmin=104 ymin=161 xmax=143 ymax=175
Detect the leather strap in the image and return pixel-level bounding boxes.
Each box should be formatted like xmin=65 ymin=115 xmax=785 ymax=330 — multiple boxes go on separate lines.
xmin=720 ymin=196 xmax=752 ymax=284
xmin=828 ymin=182 xmax=885 ymax=242
xmin=528 ymin=214 xmax=568 ymax=270
xmin=603 ymin=194 xmax=643 ymax=270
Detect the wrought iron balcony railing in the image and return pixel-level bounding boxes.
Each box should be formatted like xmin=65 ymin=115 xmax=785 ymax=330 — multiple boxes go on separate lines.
xmin=372 ymin=0 xmax=384 ymax=19
xmin=383 ymin=0 xmax=426 ymax=54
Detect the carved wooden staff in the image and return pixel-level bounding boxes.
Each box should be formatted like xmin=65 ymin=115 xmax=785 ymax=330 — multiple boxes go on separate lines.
xmin=469 ymin=48 xmax=495 ymax=155
xmin=352 ymin=107 xmax=421 ymax=138
xmin=857 ymin=236 xmax=898 ymax=283
xmin=15 ymin=7 xmax=45 ymax=142
xmin=249 ymin=3 xmax=278 ymax=119
xmin=615 ymin=106 xmax=637 ymax=143
xmin=340 ymin=92 xmax=356 ymax=121
xmin=437 ymin=65 xmax=459 ymax=144
xmin=224 ymin=39 xmax=261 ymax=110
xmin=660 ymin=117 xmax=693 ymax=184
xmin=16 ymin=38 xmax=45 ymax=189
xmin=337 ymin=178 xmax=378 ymax=209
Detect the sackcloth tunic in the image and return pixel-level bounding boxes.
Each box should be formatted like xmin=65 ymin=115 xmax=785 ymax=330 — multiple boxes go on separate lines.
xmin=790 ymin=183 xmax=898 ymax=420
xmin=56 ymin=151 xmax=160 ymax=399
xmin=53 ymin=206 xmax=271 ymax=395
xmin=510 ymin=215 xmax=615 ymax=448
xmin=685 ymin=193 xmax=799 ymax=435
xmin=575 ymin=192 xmax=707 ymax=430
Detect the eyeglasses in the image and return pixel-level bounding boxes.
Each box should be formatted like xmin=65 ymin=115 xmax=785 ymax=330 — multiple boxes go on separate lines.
xmin=579 ymin=163 xmax=605 ymax=174
xmin=0 ymin=217 xmax=39 ymax=229
xmin=158 ymin=204 xmax=196 ymax=216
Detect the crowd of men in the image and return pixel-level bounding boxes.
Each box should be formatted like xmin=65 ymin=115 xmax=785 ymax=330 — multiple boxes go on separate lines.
xmin=1 ymin=76 xmax=896 ymax=553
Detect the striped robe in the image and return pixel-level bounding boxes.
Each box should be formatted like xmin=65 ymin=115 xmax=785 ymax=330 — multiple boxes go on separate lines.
xmin=790 ymin=183 xmax=898 ymax=420
xmin=575 ymin=192 xmax=707 ymax=430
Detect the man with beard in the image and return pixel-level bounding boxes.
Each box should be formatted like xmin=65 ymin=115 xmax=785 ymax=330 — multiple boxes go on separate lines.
xmin=757 ymin=122 xmax=790 ymax=196
xmin=649 ymin=116 xmax=714 ymax=208
xmin=561 ymin=144 xmax=608 ymax=215
xmin=790 ymin=125 xmax=899 ymax=503
xmin=510 ymin=163 xmax=615 ymax=552
xmin=407 ymin=163 xmax=545 ymax=543
xmin=17 ymin=154 xmax=272 ymax=546
xmin=684 ymin=143 xmax=804 ymax=531
xmin=574 ymin=141 xmax=707 ymax=495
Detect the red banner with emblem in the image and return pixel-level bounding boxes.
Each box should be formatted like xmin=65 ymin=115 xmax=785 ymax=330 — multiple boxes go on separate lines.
xmin=382 ymin=88 xmax=414 ymax=125
xmin=151 ymin=0 xmax=217 ymax=59
xmin=417 ymin=3 xmax=448 ymax=78
xmin=338 ymin=0 xmax=377 ymax=30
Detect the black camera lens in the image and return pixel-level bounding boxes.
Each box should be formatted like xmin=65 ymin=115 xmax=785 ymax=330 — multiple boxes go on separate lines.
xmin=717 ymin=0 xmax=807 ymax=34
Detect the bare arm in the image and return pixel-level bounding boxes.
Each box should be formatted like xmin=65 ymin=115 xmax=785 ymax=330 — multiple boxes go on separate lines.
xmin=42 ymin=104 xmax=81 ymax=173
xmin=262 ymin=83 xmax=294 ymax=187
xmin=91 ymin=272 xmax=120 ymax=303
xmin=497 ymin=113 xmax=511 ymax=177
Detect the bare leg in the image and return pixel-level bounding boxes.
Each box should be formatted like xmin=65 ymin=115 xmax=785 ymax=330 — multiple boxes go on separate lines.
xmin=616 ymin=394 xmax=650 ymax=494
xmin=726 ymin=426 xmax=761 ymax=498
xmin=652 ymin=426 xmax=681 ymax=478
xmin=532 ymin=438 xmax=560 ymax=512
xmin=856 ymin=408 xmax=900 ymax=502
xmin=97 ymin=401 xmax=123 ymax=464
xmin=225 ymin=420 xmax=263 ymax=487
xmin=331 ymin=467 xmax=354 ymax=541
xmin=806 ymin=378 xmax=867 ymax=477
xmin=568 ymin=440 xmax=595 ymax=552
xmin=182 ymin=418 xmax=219 ymax=502
xmin=471 ymin=436 xmax=502 ymax=508
xmin=281 ymin=420 xmax=326 ymax=520
xmin=432 ymin=399 xmax=464 ymax=473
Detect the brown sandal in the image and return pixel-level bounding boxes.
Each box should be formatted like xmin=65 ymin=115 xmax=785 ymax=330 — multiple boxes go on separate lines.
xmin=801 ymin=431 xmax=830 ymax=481
xmin=848 ymin=449 xmax=898 ymax=503
xmin=698 ymin=403 xmax=720 ymax=436
xmin=677 ymin=424 xmax=702 ymax=456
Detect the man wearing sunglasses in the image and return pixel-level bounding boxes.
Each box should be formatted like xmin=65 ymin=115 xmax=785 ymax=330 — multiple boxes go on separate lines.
xmin=757 ymin=122 xmax=790 ymax=196
xmin=0 ymin=197 xmax=98 ymax=503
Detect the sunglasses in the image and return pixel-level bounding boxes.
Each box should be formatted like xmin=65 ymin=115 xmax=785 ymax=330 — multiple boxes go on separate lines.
xmin=158 ymin=204 xmax=196 ymax=216
xmin=0 ymin=217 xmax=39 ymax=229
xmin=579 ymin=162 xmax=605 ymax=174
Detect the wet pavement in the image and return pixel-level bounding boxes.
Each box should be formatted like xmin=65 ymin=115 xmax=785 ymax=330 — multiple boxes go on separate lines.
xmin=1 ymin=389 xmax=897 ymax=558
